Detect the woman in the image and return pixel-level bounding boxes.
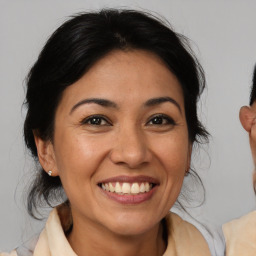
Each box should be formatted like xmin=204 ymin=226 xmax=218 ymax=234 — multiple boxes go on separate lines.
xmin=1 ymin=9 xmax=211 ymax=256
xmin=223 ymin=65 xmax=256 ymax=255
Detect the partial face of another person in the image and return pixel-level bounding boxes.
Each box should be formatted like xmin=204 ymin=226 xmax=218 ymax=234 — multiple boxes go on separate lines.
xmin=240 ymin=102 xmax=256 ymax=167
xmin=36 ymin=50 xmax=191 ymax=236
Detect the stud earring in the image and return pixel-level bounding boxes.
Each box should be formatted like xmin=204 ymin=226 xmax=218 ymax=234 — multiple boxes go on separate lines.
xmin=48 ymin=170 xmax=52 ymax=176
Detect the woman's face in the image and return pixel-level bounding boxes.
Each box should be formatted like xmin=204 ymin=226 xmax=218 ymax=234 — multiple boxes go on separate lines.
xmin=40 ymin=50 xmax=191 ymax=236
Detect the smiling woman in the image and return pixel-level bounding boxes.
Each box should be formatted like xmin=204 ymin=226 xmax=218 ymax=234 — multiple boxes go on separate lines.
xmin=44 ymin=49 xmax=190 ymax=238
xmin=1 ymin=9 xmax=211 ymax=256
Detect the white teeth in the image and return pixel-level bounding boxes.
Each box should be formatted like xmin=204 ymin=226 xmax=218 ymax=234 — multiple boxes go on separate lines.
xmin=122 ymin=183 xmax=131 ymax=194
xmin=115 ymin=182 xmax=122 ymax=193
xmin=131 ymin=183 xmax=140 ymax=194
xmin=101 ymin=182 xmax=153 ymax=194
xmin=145 ymin=182 xmax=150 ymax=192
xmin=109 ymin=183 xmax=115 ymax=192
xmin=140 ymin=183 xmax=145 ymax=193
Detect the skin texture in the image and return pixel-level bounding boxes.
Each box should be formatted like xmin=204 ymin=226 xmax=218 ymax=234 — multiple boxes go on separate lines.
xmin=34 ymin=49 xmax=192 ymax=256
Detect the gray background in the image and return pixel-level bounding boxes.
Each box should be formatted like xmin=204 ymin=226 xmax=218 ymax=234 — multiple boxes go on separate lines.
xmin=1 ymin=0 xmax=256 ymax=251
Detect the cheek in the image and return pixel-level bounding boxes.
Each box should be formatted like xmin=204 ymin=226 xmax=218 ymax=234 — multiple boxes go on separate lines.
xmin=154 ymin=133 xmax=190 ymax=174
xmin=153 ymin=133 xmax=189 ymax=207
xmin=53 ymin=133 xmax=110 ymax=208
xmin=53 ymin=132 xmax=108 ymax=184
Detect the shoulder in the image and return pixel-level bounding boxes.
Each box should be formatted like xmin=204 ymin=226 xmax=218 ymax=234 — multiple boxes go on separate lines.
xmin=223 ymin=210 xmax=256 ymax=232
xmin=164 ymin=212 xmax=211 ymax=256
xmin=0 ymin=233 xmax=40 ymax=256
xmin=1 ymin=205 xmax=73 ymax=256
xmin=223 ymin=211 xmax=256 ymax=255
xmin=0 ymin=251 xmax=17 ymax=256
xmin=168 ymin=212 xmax=207 ymax=240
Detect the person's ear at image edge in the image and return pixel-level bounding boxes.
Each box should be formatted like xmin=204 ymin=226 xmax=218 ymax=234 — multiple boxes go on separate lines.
xmin=33 ymin=131 xmax=58 ymax=176
xmin=240 ymin=105 xmax=256 ymax=191
xmin=239 ymin=106 xmax=256 ymax=133
xmin=239 ymin=104 xmax=256 ymax=159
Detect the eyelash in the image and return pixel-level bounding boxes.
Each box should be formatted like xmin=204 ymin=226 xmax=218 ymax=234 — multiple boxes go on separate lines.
xmin=146 ymin=114 xmax=176 ymax=126
xmin=80 ymin=114 xmax=176 ymax=127
xmin=80 ymin=115 xmax=111 ymax=126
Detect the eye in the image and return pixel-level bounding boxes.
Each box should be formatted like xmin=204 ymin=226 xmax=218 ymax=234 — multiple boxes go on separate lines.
xmin=147 ymin=114 xmax=176 ymax=126
xmin=81 ymin=115 xmax=111 ymax=126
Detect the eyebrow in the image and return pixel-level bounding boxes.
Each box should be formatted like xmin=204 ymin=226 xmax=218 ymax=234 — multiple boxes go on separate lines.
xmin=145 ymin=97 xmax=182 ymax=113
xmin=70 ymin=98 xmax=118 ymax=114
xmin=70 ymin=96 xmax=181 ymax=115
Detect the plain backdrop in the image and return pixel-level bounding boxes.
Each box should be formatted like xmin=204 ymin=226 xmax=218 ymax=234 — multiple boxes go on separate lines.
xmin=1 ymin=0 xmax=256 ymax=251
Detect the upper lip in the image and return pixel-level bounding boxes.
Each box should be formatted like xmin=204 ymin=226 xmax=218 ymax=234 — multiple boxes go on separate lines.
xmin=98 ymin=175 xmax=159 ymax=184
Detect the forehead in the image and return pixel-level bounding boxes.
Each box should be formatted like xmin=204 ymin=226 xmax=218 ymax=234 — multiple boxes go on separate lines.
xmin=58 ymin=49 xmax=184 ymax=111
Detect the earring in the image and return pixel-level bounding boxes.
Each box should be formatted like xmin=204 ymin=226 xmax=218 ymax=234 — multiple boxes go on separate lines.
xmin=48 ymin=170 xmax=52 ymax=176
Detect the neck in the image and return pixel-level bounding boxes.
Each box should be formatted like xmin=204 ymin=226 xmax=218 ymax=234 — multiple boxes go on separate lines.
xmin=67 ymin=213 xmax=166 ymax=256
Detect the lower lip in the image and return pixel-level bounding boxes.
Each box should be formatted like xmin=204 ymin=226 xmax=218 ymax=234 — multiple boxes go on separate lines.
xmin=99 ymin=186 xmax=157 ymax=204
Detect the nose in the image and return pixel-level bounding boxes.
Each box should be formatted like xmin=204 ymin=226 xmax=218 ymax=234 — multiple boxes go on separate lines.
xmin=109 ymin=126 xmax=152 ymax=169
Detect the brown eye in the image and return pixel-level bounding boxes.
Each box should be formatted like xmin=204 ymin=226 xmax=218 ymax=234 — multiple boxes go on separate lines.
xmin=82 ymin=115 xmax=111 ymax=126
xmin=147 ymin=114 xmax=176 ymax=126
xmin=151 ymin=116 xmax=164 ymax=125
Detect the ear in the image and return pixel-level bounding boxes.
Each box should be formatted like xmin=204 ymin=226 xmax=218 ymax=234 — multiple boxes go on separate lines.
xmin=34 ymin=134 xmax=58 ymax=176
xmin=239 ymin=106 xmax=256 ymax=133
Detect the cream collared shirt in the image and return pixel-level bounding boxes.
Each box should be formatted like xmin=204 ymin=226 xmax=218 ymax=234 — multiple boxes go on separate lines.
xmin=1 ymin=206 xmax=210 ymax=256
xmin=223 ymin=211 xmax=256 ymax=256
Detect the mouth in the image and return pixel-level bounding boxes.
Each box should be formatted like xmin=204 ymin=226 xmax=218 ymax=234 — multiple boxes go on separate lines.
xmin=98 ymin=181 xmax=155 ymax=195
xmin=97 ymin=176 xmax=158 ymax=204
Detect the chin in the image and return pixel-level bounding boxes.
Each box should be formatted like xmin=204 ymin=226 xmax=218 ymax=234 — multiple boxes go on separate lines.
xmin=103 ymin=212 xmax=160 ymax=236
xmin=109 ymin=222 xmax=155 ymax=236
